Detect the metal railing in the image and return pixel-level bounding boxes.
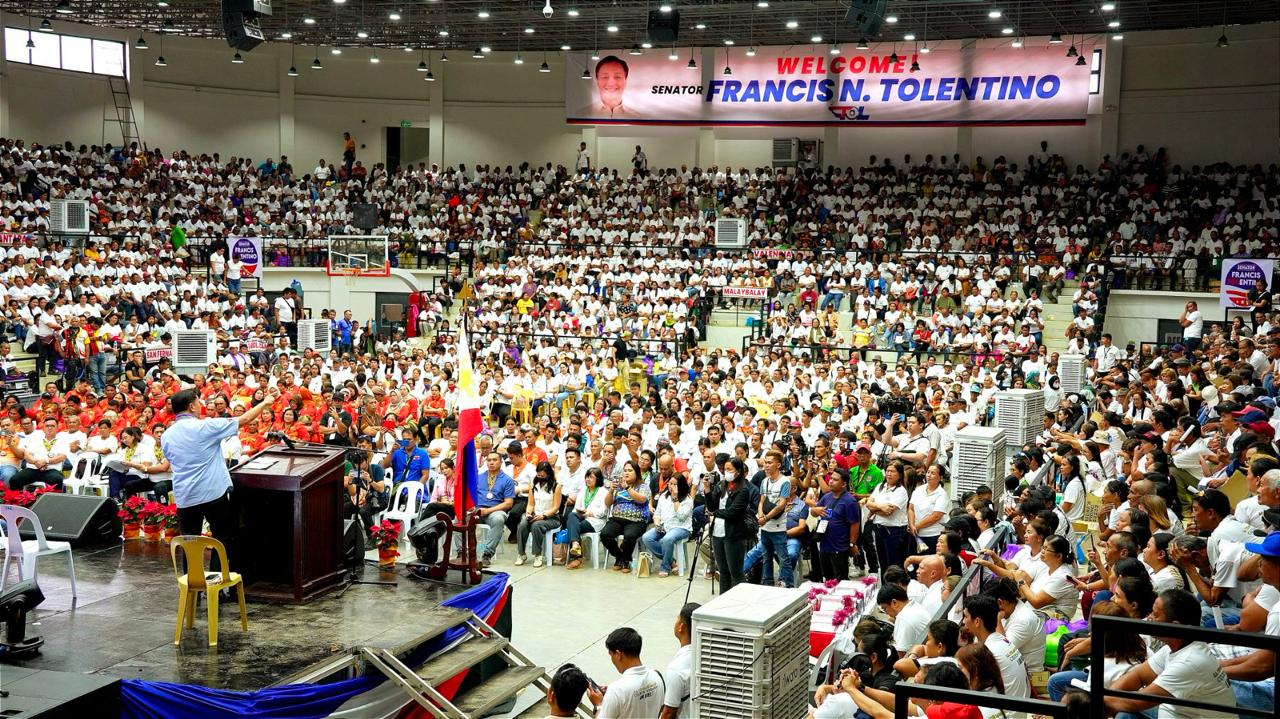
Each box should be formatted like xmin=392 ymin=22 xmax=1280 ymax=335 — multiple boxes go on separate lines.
xmin=1089 ymin=614 xmax=1280 ymax=719
xmin=895 ymin=683 xmax=1069 ymax=718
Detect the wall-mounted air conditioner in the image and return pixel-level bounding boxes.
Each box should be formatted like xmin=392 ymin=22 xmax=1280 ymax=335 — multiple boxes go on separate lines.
xmin=50 ymin=199 xmax=91 ymax=235
xmin=171 ymin=330 xmax=217 ymax=376
xmin=296 ymin=318 xmax=332 ymax=355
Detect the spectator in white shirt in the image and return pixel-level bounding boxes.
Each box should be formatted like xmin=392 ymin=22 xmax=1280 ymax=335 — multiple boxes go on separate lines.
xmin=659 ymin=603 xmax=698 ymax=719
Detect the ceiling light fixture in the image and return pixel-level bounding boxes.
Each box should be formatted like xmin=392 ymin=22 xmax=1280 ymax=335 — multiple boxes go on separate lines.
xmin=884 ymin=15 xmax=898 ymax=24
xmin=724 ymin=38 xmax=735 ymax=45
xmin=280 ymin=31 xmax=292 ymax=39
xmin=333 ymin=0 xmax=345 ymax=4
xmin=920 ymin=43 xmax=930 ymax=54
xmin=785 ymin=20 xmax=798 ymax=29
xmin=1001 ymin=27 xmax=1014 ymax=34
xmin=810 ymin=34 xmax=822 ymax=43
xmin=830 ymin=43 xmax=840 ymax=55
xmin=514 ymin=54 xmax=524 ymax=64
xmin=757 ymin=0 xmax=769 ymax=6
xmin=161 ymin=19 xmax=175 ymax=32
xmin=135 ymin=36 xmax=148 ymax=49
xmin=659 ymin=3 xmax=672 ymax=12
xmin=477 ymin=9 xmax=489 ymax=18
xmin=1011 ymin=36 xmax=1024 ymax=47
xmin=669 ymin=49 xmax=678 ymax=60
xmin=561 ymin=44 xmax=572 ymax=51
xmin=641 ymin=41 xmax=652 ymax=48
xmin=1066 ymin=42 xmax=1078 ymax=57
xmin=988 ymin=9 xmax=1002 ymax=18
xmin=1049 ymin=31 xmax=1062 ymax=43
xmin=695 ymin=23 xmax=707 ymax=29
xmin=567 ymin=9 xmax=579 ymax=17
xmin=331 ymin=47 xmax=342 ymax=54
xmin=388 ymin=10 xmax=401 ymax=21
xmin=440 ymin=52 xmax=449 ymax=61
xmin=1111 ymin=32 xmax=1123 ymax=39
xmin=581 ymin=67 xmax=591 ymax=79
xmin=1101 ymin=2 xmax=1116 ymax=10
xmin=606 ymin=23 xmax=618 ymax=32
xmin=910 ymin=58 xmax=920 ymax=72
xmin=303 ymin=16 xmax=316 ymax=24
xmin=157 ymin=0 xmax=169 ymax=6
xmin=25 ymin=35 xmax=34 ymax=49
xmin=1108 ymin=20 xmax=1121 ymax=27
xmin=889 ymin=50 xmax=899 ymax=63
xmin=369 ymin=51 xmax=379 ymax=64
xmin=687 ymin=53 xmax=697 ymax=69
xmin=746 ymin=46 xmax=756 ymax=56
xmin=473 ymin=47 xmax=484 ymax=58
xmin=1217 ymin=32 xmax=1229 ymax=47
xmin=525 ymin=26 xmax=535 ymax=34
xmin=630 ymin=45 xmax=642 ymax=54
xmin=903 ymin=32 xmax=915 ymax=41
xmin=418 ymin=59 xmax=428 ymax=71
xmin=438 ymin=28 xmax=449 ymax=37
xmin=155 ymin=55 xmax=167 ymax=66
xmin=426 ymin=69 xmax=435 ymax=80
xmin=539 ymin=60 xmax=551 ymax=72
xmin=481 ymin=45 xmax=492 ymax=53
xmin=39 ymin=17 xmax=52 ymax=32
xmin=232 ymin=52 xmax=244 ymax=64
xmin=1076 ymin=53 xmax=1087 ymax=65
xmin=55 ymin=0 xmax=72 ymax=14
xmin=288 ymin=64 xmax=298 ymax=76
xmin=543 ymin=0 xmax=553 ymax=18
xmin=856 ymin=37 xmax=868 ymax=50
xmin=590 ymin=49 xmax=600 ymax=59
xmin=356 ymin=30 xmax=369 ymax=39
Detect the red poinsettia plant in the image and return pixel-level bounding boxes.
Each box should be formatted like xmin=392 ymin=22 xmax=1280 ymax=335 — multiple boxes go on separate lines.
xmin=2 ymin=485 xmax=59 ymax=508
xmin=140 ymin=501 xmax=168 ymax=527
xmin=160 ymin=503 xmax=179 ymax=530
xmin=368 ymin=519 xmax=402 ymax=550
xmin=117 ymin=495 xmax=148 ymax=525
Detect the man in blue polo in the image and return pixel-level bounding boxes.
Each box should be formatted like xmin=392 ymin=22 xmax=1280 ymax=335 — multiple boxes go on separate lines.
xmin=476 ymin=450 xmax=515 ymax=567
xmin=383 ymin=427 xmax=429 ymax=485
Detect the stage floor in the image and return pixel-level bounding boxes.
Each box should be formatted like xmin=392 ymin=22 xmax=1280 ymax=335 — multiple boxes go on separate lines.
xmin=1 ymin=540 xmax=479 ymax=690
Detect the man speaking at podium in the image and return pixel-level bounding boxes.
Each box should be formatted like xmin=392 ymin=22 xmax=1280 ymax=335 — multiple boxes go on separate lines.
xmin=163 ymin=385 xmax=280 ymax=566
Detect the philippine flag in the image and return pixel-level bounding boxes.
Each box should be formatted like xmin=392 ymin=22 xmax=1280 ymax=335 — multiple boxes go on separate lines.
xmin=453 ymin=323 xmax=484 ymax=515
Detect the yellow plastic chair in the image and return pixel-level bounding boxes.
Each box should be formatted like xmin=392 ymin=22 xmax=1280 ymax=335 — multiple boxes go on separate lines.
xmin=1219 ymin=470 xmax=1250 ymax=508
xmin=171 ymin=536 xmax=248 ymax=647
xmin=511 ymin=394 xmax=533 ymax=425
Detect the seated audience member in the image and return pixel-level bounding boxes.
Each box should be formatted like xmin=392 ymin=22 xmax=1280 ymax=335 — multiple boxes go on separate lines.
xmin=893 ymin=619 xmax=962 ymax=678
xmin=961 ymin=594 xmax=1030 ymax=698
xmin=954 ymin=643 xmax=1007 ymax=716
xmin=1104 ymin=588 xmax=1239 ymax=719
xmin=1047 ymin=601 xmax=1148 ymax=701
xmin=985 ymin=577 xmax=1046 ymax=674
xmin=877 ymin=584 xmax=931 ymax=651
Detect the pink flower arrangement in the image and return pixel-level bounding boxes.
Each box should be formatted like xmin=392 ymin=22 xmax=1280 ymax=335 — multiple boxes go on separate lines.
xmin=832 ymin=608 xmax=853 ymax=628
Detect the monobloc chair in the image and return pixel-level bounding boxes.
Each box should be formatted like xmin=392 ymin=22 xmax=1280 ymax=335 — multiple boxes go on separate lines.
xmin=170 ymin=536 xmax=247 ymax=647
xmin=382 ymin=481 xmax=427 ymax=543
xmin=0 ymin=505 xmax=76 ymax=601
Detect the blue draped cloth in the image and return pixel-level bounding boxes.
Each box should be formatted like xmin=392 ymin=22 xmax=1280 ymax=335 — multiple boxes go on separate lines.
xmin=121 ymin=573 xmax=511 ymax=719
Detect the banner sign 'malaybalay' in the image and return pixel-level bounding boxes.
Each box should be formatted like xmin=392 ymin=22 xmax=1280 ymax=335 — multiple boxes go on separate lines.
xmin=566 ymin=46 xmax=1091 ymax=127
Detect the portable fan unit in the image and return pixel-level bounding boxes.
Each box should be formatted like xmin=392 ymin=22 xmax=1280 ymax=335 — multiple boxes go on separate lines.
xmin=171 ymin=330 xmax=217 ymax=376
xmin=296 ymin=318 xmax=332 ymax=355
xmin=714 ymin=217 xmax=748 ymax=249
xmin=993 ymin=388 xmax=1045 ymax=450
xmin=49 ymin=200 xmax=91 ymax=235
xmin=950 ymin=426 xmax=1008 ymax=505
xmin=691 ymin=583 xmax=810 ymax=719
xmin=1057 ymin=354 xmax=1086 ymax=394
xmin=771 ymin=138 xmax=799 ymax=166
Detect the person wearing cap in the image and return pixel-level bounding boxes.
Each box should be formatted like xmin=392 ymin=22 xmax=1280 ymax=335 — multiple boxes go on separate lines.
xmin=847 ymin=443 xmax=884 ymax=574
xmin=1219 ymin=528 xmax=1280 ymax=713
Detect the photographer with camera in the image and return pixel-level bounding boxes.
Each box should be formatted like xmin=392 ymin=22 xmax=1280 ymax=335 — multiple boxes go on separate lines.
xmin=345 ymin=444 xmax=386 ymax=530
xmin=880 ymin=411 xmax=933 ymax=469
xmin=704 ymin=458 xmax=753 ymax=593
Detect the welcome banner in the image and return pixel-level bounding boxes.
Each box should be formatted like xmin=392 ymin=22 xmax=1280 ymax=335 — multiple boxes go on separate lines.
xmin=566 ymin=46 xmax=1091 ymax=126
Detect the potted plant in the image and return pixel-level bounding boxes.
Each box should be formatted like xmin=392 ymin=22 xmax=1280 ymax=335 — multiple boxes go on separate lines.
xmin=2 ymin=485 xmax=58 ymax=508
xmin=161 ymin=504 xmax=179 ymax=541
xmin=140 ymin=501 xmax=166 ymax=542
xmin=369 ymin=520 xmax=402 ymax=567
xmin=117 ymin=495 xmax=147 ymax=539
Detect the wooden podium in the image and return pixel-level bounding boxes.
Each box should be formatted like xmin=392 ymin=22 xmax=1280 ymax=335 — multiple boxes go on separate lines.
xmin=231 ymin=445 xmax=347 ymax=604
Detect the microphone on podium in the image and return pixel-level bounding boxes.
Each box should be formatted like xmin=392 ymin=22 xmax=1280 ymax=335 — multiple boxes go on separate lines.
xmin=265 ymin=430 xmax=297 ymax=451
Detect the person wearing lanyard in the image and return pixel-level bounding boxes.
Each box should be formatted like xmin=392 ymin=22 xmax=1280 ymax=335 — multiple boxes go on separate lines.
xmin=384 ymin=427 xmax=430 ymax=484
xmin=475 ymin=450 xmax=515 ymax=567
xmin=162 ymin=386 xmax=279 ymax=570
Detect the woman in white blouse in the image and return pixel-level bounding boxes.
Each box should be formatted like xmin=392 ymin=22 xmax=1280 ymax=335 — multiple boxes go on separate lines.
xmin=1015 ymin=535 xmax=1081 ymax=620
xmin=908 ymin=464 xmax=950 ymax=554
xmin=865 ymin=461 xmax=911 ymax=570
xmin=641 ymin=474 xmax=694 ymax=577
xmin=564 ymin=467 xmax=608 ymax=570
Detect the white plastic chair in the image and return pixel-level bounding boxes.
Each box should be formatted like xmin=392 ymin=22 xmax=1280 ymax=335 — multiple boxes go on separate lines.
xmin=543 ymin=528 xmax=600 ymax=568
xmin=0 ymin=505 xmax=77 ymax=600
xmin=63 ymin=455 xmax=107 ymax=497
xmin=382 ymin=481 xmax=426 ymax=542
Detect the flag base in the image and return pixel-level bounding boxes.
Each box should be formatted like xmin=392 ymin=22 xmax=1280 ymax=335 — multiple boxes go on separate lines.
xmin=418 ymin=510 xmax=484 ymax=585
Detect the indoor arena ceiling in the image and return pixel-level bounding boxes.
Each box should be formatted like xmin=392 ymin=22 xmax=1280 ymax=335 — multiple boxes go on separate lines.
xmin=5 ymin=0 xmax=1276 ymax=52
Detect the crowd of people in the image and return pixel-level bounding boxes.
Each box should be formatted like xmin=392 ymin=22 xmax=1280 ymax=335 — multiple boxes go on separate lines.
xmin=1 ymin=133 xmax=1279 ymax=718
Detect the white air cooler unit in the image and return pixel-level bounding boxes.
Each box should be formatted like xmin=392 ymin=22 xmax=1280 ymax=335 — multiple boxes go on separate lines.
xmin=171 ymin=330 xmax=217 ymax=376
xmin=994 ymin=388 xmax=1045 ymax=450
xmin=950 ymin=426 xmax=1007 ymax=506
xmin=50 ymin=199 xmax=91 ymax=235
xmin=692 ymin=583 xmax=810 ymax=719
xmin=771 ymin=138 xmax=799 ymax=166
xmin=1057 ymin=353 xmax=1086 ymax=394
xmin=714 ymin=217 xmax=748 ymax=249
xmin=296 ymin=318 xmax=332 ymax=355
